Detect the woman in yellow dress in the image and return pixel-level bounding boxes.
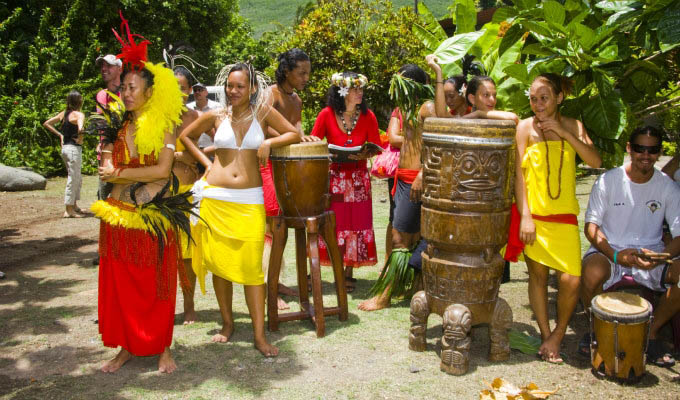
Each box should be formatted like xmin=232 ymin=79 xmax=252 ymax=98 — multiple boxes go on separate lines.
xmin=180 ymin=63 xmax=300 ymax=357
xmin=515 ymin=73 xmax=601 ymax=363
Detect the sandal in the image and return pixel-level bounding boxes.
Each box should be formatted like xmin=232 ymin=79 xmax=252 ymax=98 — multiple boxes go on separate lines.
xmin=647 ymin=339 xmax=676 ymax=367
xmin=577 ymin=332 xmax=592 ymax=358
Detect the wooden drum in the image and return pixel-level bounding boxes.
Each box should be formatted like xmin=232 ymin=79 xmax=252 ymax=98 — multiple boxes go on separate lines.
xmin=590 ymin=292 xmax=652 ymax=382
xmin=270 ymin=141 xmax=330 ymax=218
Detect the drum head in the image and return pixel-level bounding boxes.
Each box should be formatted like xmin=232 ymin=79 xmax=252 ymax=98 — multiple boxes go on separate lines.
xmin=270 ymin=141 xmax=329 ymax=159
xmin=591 ymin=292 xmax=652 ymax=323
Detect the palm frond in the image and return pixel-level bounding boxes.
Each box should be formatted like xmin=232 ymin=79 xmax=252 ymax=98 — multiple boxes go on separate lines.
xmin=369 ymin=248 xmax=415 ymax=298
xmin=132 ymin=174 xmax=203 ymax=262
xmin=389 ymin=74 xmax=434 ymax=129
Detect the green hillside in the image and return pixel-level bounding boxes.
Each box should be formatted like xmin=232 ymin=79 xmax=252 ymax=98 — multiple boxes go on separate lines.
xmin=239 ymin=0 xmax=452 ymax=38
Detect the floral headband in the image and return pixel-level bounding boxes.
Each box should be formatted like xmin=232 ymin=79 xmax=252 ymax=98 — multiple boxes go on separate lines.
xmin=331 ymin=73 xmax=368 ymax=97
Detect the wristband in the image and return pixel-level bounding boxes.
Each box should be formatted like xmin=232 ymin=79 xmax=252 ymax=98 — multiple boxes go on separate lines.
xmin=164 ymin=143 xmax=176 ymax=151
xmin=613 ymin=251 xmax=618 ymax=265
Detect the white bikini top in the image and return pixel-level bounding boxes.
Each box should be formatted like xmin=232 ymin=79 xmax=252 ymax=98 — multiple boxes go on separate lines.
xmin=213 ymin=116 xmax=264 ymax=150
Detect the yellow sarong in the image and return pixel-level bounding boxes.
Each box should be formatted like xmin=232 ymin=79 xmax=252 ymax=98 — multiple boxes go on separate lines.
xmin=192 ymin=197 xmax=266 ymax=292
xmin=522 ymin=141 xmax=581 ymax=276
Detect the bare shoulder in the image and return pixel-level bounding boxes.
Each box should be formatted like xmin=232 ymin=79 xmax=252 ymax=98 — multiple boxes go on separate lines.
xmin=420 ymin=101 xmax=436 ymax=119
xmin=185 ymin=108 xmax=200 ymax=122
xmin=516 ymin=117 xmax=534 ymax=133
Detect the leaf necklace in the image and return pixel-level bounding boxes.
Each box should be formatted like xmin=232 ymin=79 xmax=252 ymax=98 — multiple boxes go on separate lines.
xmin=538 ymin=122 xmax=564 ymax=200
xmin=339 ymin=105 xmax=359 ymax=145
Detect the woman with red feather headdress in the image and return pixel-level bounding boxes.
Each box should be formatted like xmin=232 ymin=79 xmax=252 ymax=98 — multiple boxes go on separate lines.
xmin=89 ymin=13 xmax=190 ymax=373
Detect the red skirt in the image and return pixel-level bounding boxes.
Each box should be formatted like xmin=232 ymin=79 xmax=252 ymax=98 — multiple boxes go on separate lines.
xmin=318 ymin=161 xmax=377 ymax=267
xmin=98 ymin=221 xmax=179 ymax=356
xmin=260 ymin=159 xmax=280 ymax=217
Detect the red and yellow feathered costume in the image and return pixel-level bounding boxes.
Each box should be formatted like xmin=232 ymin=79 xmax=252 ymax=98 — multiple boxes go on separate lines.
xmin=90 ymin=15 xmax=188 ymax=355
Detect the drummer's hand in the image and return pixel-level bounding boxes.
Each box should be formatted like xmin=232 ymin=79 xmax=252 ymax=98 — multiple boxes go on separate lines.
xmin=519 ymin=215 xmax=536 ymax=246
xmin=301 ymin=135 xmax=320 ymax=142
xmin=410 ymin=171 xmax=423 ymax=203
xmin=616 ymin=248 xmax=644 ymax=268
xmin=631 ymin=248 xmax=665 ymax=270
xmin=257 ymin=139 xmax=272 ymax=167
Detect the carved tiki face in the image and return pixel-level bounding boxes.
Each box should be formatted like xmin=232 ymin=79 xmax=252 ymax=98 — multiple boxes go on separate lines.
xmin=443 ymin=304 xmax=472 ymax=340
xmin=453 ymin=148 xmax=504 ymax=201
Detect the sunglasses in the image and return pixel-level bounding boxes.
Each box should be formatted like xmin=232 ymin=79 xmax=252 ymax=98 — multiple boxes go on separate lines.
xmin=631 ymin=143 xmax=661 ymax=154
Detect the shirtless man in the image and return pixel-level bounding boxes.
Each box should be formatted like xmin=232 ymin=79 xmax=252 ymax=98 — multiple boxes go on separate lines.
xmin=359 ymin=56 xmax=443 ymax=311
xmin=263 ymin=48 xmax=318 ymax=309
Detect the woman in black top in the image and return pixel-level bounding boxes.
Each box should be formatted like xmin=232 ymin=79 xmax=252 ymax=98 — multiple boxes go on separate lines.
xmin=43 ymin=90 xmax=86 ymax=217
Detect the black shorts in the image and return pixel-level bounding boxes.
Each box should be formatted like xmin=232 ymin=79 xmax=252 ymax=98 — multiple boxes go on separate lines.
xmin=392 ymin=179 xmax=421 ymax=234
xmin=408 ymin=239 xmax=427 ymax=272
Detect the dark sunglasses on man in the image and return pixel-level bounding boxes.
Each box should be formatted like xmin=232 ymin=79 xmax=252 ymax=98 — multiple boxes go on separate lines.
xmin=631 ymin=143 xmax=662 ymax=154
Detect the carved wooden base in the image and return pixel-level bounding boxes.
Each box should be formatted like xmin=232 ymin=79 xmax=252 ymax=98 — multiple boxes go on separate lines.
xmin=267 ymin=211 xmax=348 ymax=338
xmin=408 ymin=290 xmax=513 ymax=375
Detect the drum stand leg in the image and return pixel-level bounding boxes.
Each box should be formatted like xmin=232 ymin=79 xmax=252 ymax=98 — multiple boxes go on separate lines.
xmin=305 ymin=217 xmax=325 ymax=337
xmin=266 ymin=212 xmax=349 ymax=338
xmin=267 ymin=216 xmax=288 ymax=333
xmin=320 ymin=211 xmax=348 ymax=322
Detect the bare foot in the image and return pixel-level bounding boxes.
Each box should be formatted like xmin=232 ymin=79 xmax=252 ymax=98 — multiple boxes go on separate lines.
xmin=358 ymin=295 xmax=390 ymax=311
xmin=101 ymin=349 xmax=132 ymax=373
xmin=158 ymin=347 xmax=177 ymax=373
xmin=211 ymin=325 xmax=234 ymax=343
xmin=63 ymin=212 xmax=84 ymax=218
xmin=277 ymin=296 xmax=290 ymax=310
xmin=183 ymin=309 xmax=197 ymax=325
xmin=254 ymin=338 xmax=279 ymax=357
xmin=278 ymin=283 xmax=298 ymax=297
xmin=538 ymin=334 xmax=563 ymax=364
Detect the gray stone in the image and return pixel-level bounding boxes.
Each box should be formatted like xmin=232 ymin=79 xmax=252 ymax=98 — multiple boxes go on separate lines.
xmin=0 ymin=164 xmax=47 ymax=191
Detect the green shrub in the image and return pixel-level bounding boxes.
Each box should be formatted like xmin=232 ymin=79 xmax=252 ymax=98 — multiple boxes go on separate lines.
xmin=268 ymin=0 xmax=429 ymax=131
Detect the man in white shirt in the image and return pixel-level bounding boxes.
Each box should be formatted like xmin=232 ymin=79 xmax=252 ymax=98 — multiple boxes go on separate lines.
xmin=580 ymin=125 xmax=680 ymax=367
xmin=187 ymin=82 xmax=220 ymax=148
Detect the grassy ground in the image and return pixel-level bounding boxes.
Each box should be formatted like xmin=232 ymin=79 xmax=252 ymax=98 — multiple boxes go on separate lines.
xmin=239 ymin=0 xmax=452 ymax=38
xmin=1 ymin=164 xmax=679 ymax=399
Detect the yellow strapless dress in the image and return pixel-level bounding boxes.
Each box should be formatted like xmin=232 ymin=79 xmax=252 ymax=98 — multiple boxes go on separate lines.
xmin=522 ymin=140 xmax=581 ymax=276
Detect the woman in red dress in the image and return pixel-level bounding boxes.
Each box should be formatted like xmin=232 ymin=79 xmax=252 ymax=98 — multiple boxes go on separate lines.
xmin=311 ymin=72 xmax=381 ymax=291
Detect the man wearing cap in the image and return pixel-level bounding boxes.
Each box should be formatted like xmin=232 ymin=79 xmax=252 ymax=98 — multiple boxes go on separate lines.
xmin=95 ymin=54 xmax=122 ymax=200
xmin=187 ymin=83 xmax=221 ymax=149
xmin=187 ymin=82 xmax=221 ymax=112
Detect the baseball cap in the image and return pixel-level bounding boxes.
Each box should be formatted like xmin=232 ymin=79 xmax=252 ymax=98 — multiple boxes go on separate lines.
xmin=193 ymin=82 xmax=207 ymax=90
xmin=96 ymin=54 xmax=122 ymax=67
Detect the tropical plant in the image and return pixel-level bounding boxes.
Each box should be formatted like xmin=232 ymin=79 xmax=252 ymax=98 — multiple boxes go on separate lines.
xmin=414 ymin=0 xmax=680 ymax=166
xmin=0 ymin=0 xmax=242 ymax=176
xmin=268 ymin=0 xmax=430 ymax=132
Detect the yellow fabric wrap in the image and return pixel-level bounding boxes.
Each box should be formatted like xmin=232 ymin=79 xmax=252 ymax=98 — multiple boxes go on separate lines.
xmin=177 ymin=184 xmax=194 ymax=259
xmin=521 ymin=141 xmax=581 ymax=276
xmin=91 ymin=199 xmax=173 ymax=233
xmin=134 ymin=62 xmax=185 ymax=164
xmin=192 ymin=197 xmax=266 ymax=292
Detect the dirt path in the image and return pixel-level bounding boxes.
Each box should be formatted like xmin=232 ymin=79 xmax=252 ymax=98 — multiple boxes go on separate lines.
xmin=1 ymin=175 xmax=678 ymax=399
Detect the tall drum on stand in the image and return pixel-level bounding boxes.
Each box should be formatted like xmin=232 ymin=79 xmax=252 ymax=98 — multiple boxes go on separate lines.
xmin=267 ymin=142 xmax=348 ymax=338
xmin=408 ymin=118 xmax=516 ymax=375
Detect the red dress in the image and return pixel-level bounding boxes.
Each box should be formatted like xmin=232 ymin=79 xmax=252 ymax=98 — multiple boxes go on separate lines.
xmin=311 ymin=106 xmax=381 ymax=267
xmin=97 ymin=126 xmax=180 ymax=356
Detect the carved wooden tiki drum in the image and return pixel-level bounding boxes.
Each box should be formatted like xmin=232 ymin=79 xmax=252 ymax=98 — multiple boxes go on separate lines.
xmin=409 ymin=118 xmax=516 ymax=375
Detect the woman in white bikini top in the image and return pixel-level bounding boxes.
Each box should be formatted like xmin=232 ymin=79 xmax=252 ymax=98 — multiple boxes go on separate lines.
xmin=179 ymin=63 xmax=300 ymax=358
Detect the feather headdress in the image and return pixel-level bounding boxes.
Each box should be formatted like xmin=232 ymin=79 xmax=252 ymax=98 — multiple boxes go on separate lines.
xmin=112 ymin=11 xmax=150 ymax=70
